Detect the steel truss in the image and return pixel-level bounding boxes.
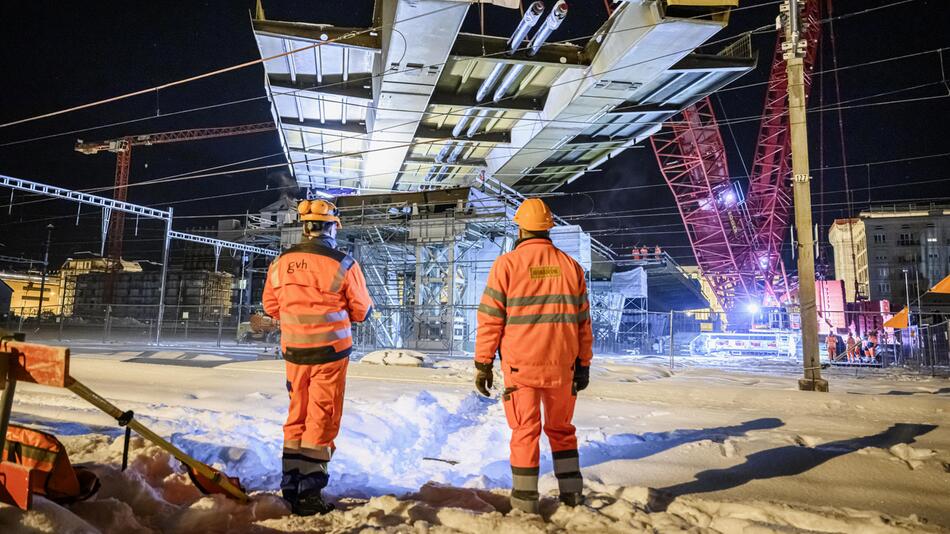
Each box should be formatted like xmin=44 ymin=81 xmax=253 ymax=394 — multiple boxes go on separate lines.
xmin=745 ymin=0 xmax=821 ymax=287
xmin=0 ymin=174 xmax=278 ymax=343
xmin=335 ymin=176 xmax=626 ymax=354
xmin=651 ymin=98 xmax=759 ymax=311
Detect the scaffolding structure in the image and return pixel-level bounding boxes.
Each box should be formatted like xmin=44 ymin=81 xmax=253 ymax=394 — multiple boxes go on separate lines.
xmin=281 ymin=176 xmax=644 ymax=355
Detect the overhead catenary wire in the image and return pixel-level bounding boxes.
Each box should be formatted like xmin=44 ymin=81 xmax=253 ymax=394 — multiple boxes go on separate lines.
xmin=0 ymin=0 xmax=777 ymax=145
xmin=5 ymin=42 xmax=943 ymax=151
xmin=0 ymin=2 xmax=936 ymax=249
xmin=0 ymin=3 xmax=468 ymax=130
xmin=0 ymin=0 xmax=930 ymax=202
xmin=6 ymin=172 xmax=950 ymax=230
xmin=0 ymin=0 xmax=927 ymax=245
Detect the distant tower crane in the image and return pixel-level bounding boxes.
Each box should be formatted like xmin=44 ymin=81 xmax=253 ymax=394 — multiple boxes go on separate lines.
xmin=652 ymin=0 xmax=822 ymax=315
xmin=75 ymin=122 xmax=276 ymax=302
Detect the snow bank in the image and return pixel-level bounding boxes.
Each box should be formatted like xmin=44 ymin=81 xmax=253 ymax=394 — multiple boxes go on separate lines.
xmin=2 ymin=356 xmax=948 ymax=532
xmin=360 ymin=349 xmax=427 ymax=367
xmin=4 ymin=463 xmax=943 ymax=534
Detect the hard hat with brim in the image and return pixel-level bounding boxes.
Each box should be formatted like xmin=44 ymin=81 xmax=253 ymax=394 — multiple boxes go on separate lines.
xmin=513 ymin=198 xmax=554 ymax=231
xmin=298 ymin=199 xmax=342 ymax=228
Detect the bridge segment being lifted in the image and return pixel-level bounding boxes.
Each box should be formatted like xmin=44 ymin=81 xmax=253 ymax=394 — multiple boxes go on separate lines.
xmin=253 ymin=0 xmax=754 ymax=196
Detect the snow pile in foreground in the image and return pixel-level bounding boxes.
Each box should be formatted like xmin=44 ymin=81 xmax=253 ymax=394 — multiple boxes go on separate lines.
xmin=0 ymin=436 xmax=942 ymax=534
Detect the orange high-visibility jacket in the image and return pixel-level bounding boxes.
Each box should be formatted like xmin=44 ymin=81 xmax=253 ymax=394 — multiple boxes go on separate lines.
xmin=263 ymin=237 xmax=373 ymax=363
xmin=476 ymin=238 xmax=593 ymax=388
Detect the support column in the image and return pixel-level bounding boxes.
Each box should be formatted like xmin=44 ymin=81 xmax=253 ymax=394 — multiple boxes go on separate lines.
xmin=155 ymin=207 xmax=173 ymax=345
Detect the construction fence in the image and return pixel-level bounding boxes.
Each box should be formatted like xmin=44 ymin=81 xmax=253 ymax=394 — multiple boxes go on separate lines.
xmin=5 ymin=300 xmax=946 ymax=376
xmin=3 ymin=302 xmax=269 ymax=348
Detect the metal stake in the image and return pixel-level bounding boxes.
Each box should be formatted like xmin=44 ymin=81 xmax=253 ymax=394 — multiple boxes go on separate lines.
xmin=669 ymin=310 xmax=674 ymax=369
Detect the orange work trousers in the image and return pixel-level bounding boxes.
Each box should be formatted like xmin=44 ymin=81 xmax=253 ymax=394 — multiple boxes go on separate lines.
xmin=284 ymin=357 xmax=349 ymax=455
xmin=503 ymin=380 xmax=577 ymax=468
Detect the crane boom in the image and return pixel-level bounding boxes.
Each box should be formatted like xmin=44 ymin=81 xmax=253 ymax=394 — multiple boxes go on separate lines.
xmin=651 ymin=0 xmax=821 ymax=317
xmin=74 ymin=122 xmax=277 ymax=303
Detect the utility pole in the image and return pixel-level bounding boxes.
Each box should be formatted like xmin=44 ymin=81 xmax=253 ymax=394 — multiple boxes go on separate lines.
xmin=785 ymin=0 xmax=827 ymax=392
xmin=37 ymin=224 xmax=54 ymax=318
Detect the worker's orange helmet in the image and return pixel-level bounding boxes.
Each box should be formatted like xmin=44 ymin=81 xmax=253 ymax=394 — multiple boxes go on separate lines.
xmin=513 ymin=198 xmax=554 ymax=231
xmin=298 ymin=199 xmax=341 ymax=228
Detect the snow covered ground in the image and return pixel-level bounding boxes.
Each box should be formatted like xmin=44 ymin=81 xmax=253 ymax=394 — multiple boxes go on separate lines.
xmin=2 ymin=348 xmax=948 ymax=533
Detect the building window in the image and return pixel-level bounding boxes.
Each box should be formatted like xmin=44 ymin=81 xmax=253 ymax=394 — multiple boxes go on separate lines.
xmin=878 ymin=267 xmax=888 ymax=277
xmin=898 ymin=233 xmax=916 ymax=246
xmin=926 ymin=236 xmax=938 ymax=243
xmin=874 ymin=254 xmax=888 ymax=261
xmin=878 ymin=282 xmax=890 ymax=293
xmin=873 ymin=233 xmax=886 ymax=244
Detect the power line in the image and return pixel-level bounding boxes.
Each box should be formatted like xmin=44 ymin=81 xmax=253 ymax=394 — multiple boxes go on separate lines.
xmin=0 ymin=0 xmax=933 ymax=231
xmin=0 ymin=0 xmax=926 ymax=201
xmin=0 ymin=4 xmax=468 ymax=130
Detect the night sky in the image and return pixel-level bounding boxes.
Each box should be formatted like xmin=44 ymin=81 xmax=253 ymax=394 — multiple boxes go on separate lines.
xmin=1 ymin=0 xmax=948 ymax=273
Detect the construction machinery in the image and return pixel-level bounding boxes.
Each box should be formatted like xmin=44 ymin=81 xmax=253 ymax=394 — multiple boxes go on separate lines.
xmin=236 ymin=308 xmax=280 ymax=345
xmin=75 ymin=122 xmax=276 ymax=303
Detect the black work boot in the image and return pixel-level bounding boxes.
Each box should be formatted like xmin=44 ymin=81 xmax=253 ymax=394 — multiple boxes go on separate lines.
xmin=293 ymin=490 xmax=336 ymax=516
xmin=559 ymin=492 xmax=585 ymax=507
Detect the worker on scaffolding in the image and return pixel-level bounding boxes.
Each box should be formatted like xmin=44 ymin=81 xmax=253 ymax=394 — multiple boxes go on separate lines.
xmin=263 ymin=199 xmax=373 ymax=516
xmin=474 ymin=198 xmax=593 ymax=514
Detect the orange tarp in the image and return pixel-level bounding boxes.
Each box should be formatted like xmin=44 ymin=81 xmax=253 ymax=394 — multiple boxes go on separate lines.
xmin=884 ymin=307 xmax=909 ymax=329
xmin=930 ymin=274 xmax=950 ymax=294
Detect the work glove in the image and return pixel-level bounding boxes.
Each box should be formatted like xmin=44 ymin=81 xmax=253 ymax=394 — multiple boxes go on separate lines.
xmin=573 ymin=358 xmax=590 ymax=393
xmin=474 ymin=361 xmax=494 ymax=397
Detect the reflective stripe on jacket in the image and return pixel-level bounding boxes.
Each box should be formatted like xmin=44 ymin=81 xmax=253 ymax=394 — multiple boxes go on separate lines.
xmin=263 ymin=237 xmax=373 ymax=364
xmin=475 ymin=238 xmax=593 ymax=388
xmin=3 ymin=424 xmax=100 ymax=503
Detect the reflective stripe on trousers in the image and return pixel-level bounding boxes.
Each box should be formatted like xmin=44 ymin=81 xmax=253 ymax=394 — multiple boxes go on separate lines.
xmin=552 ymin=449 xmax=583 ymax=494
xmin=510 ymin=465 xmax=540 ymax=512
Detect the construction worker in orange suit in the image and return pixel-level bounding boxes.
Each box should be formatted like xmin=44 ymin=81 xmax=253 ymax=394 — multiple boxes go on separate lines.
xmin=474 ymin=198 xmax=593 ymax=514
xmin=846 ymin=332 xmax=857 ymax=362
xmin=263 ymin=199 xmax=372 ymax=516
xmin=826 ymin=332 xmax=838 ymax=362
xmin=867 ymin=330 xmax=878 ymax=361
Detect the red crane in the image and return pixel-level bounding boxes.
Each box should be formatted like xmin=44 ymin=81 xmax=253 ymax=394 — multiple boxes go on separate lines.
xmin=75 ymin=122 xmax=276 ymax=302
xmin=651 ymin=97 xmax=760 ymax=311
xmin=652 ymin=0 xmax=821 ymax=313
xmin=744 ymin=0 xmax=822 ymax=289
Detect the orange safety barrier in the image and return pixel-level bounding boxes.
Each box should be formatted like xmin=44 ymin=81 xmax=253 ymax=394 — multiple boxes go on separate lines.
xmin=0 ymin=334 xmax=247 ymax=510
